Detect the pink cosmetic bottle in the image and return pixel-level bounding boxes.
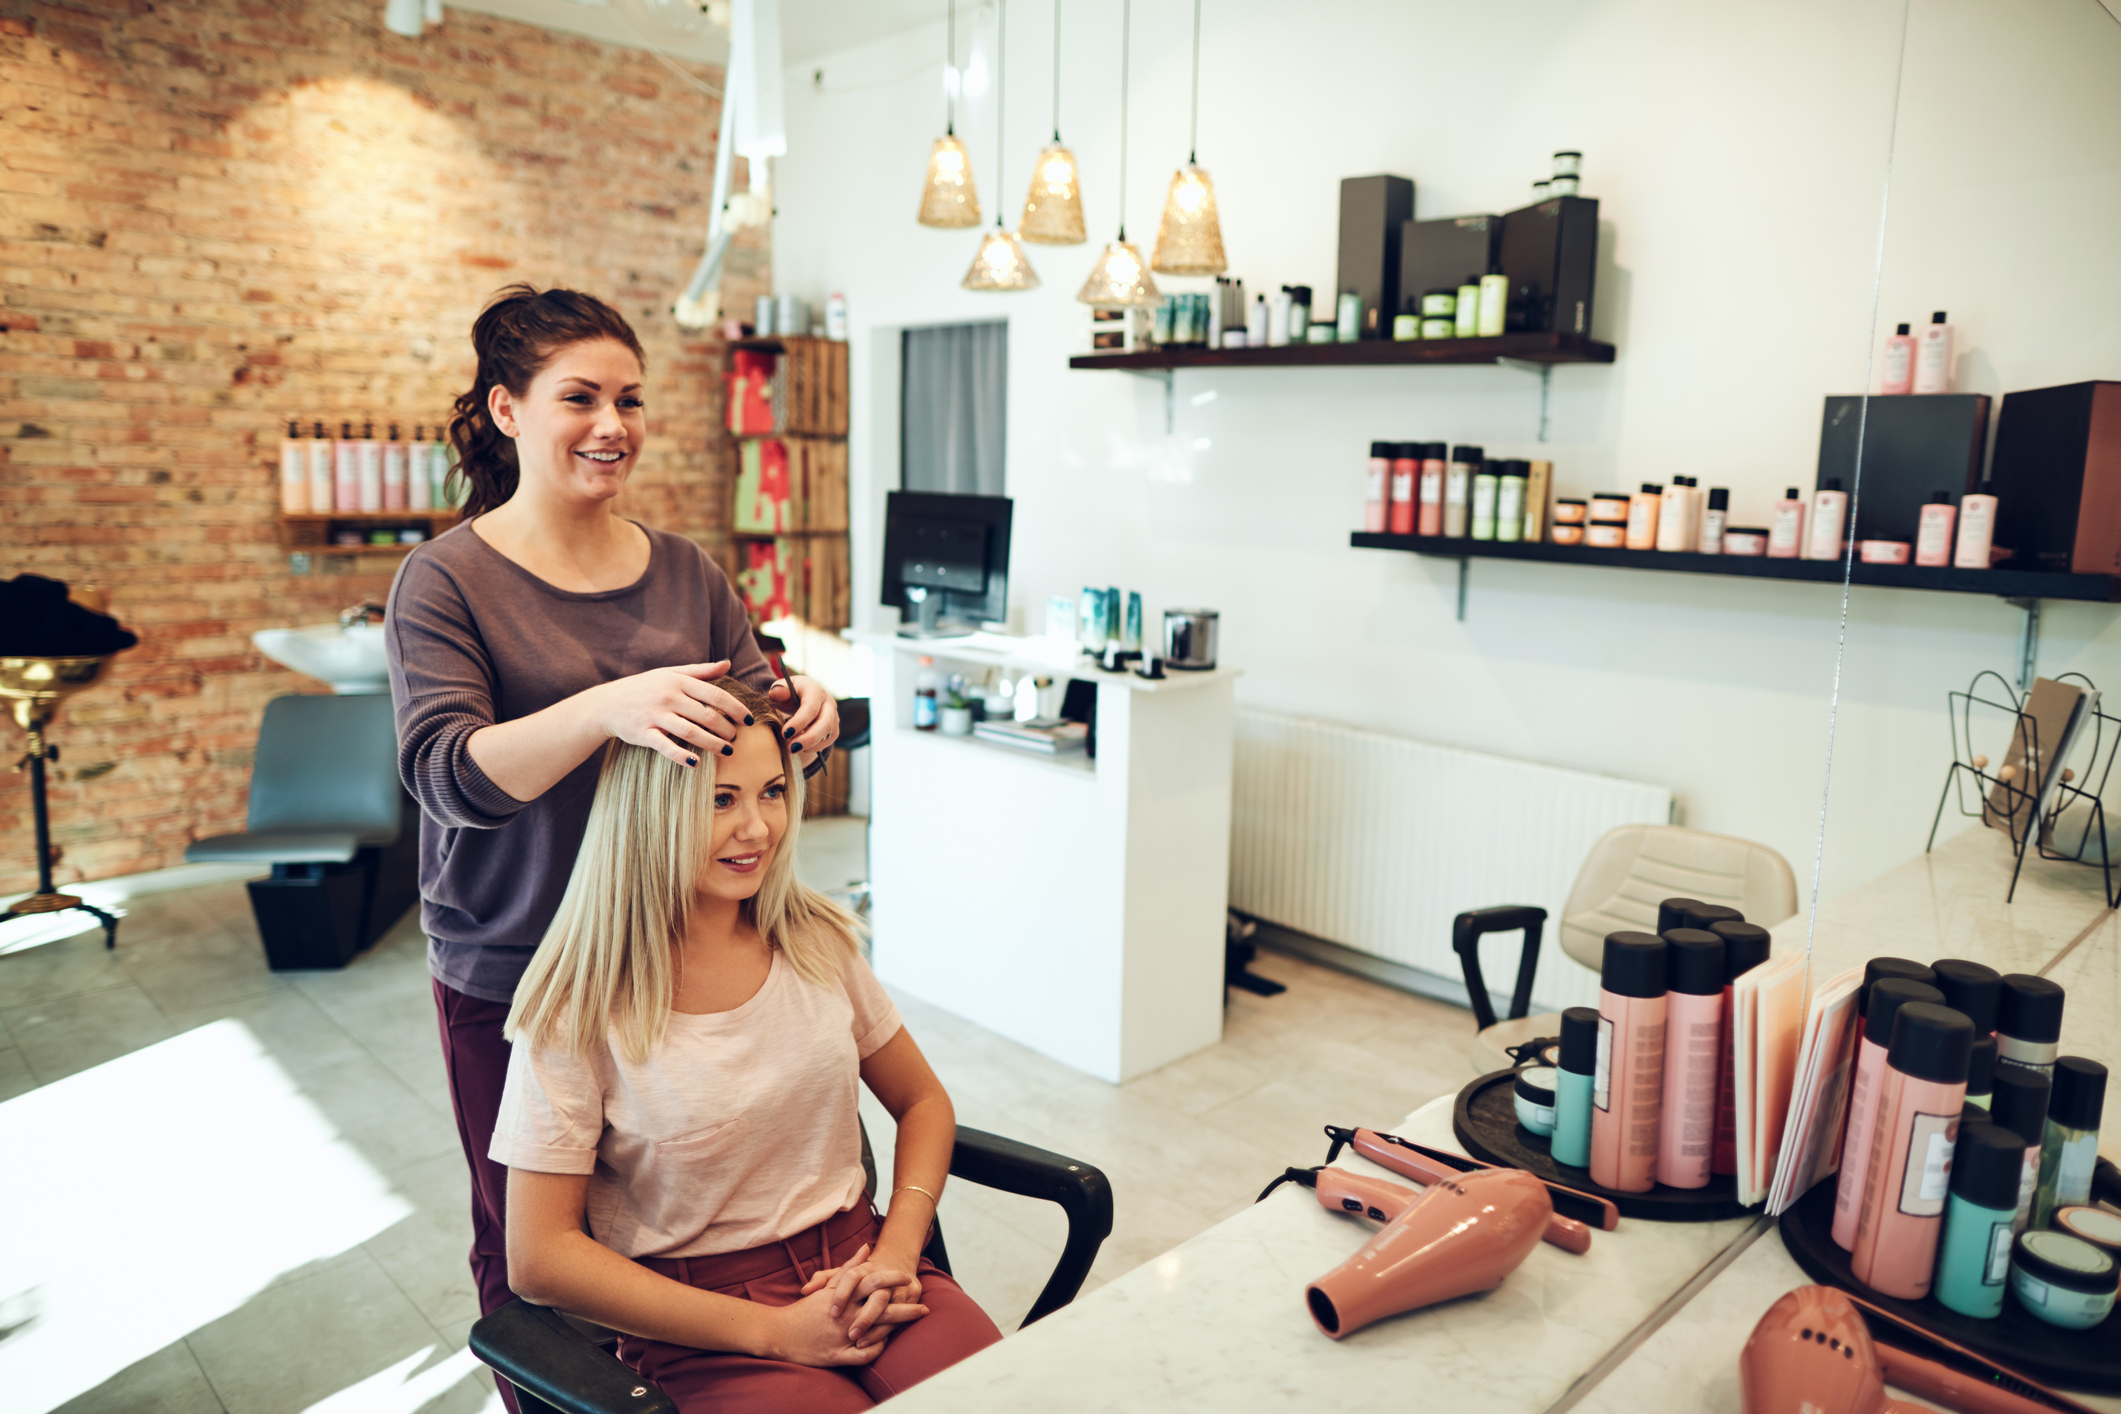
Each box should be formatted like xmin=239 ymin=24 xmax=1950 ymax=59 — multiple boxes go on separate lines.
xmin=1768 ymin=487 xmax=1806 ymax=558
xmin=1625 ymin=484 xmax=1662 ymax=551
xmin=1915 ymin=492 xmax=1957 ymax=568
xmin=1807 ymin=478 xmax=1848 ymax=561
xmin=1954 ymin=490 xmax=1998 ymax=569
xmin=1417 ymin=444 xmax=1446 ymax=537
xmin=1365 ymin=442 xmax=1392 ymax=534
xmin=1913 ymin=311 xmax=1954 ymax=395
xmin=1591 ymin=931 xmax=1668 ymax=1194
xmin=1851 ymin=1002 xmax=1974 ymax=1299
xmin=1657 ymin=929 xmax=1725 ymax=1190
xmin=1881 ymin=322 xmax=1917 ymax=395
xmin=1709 ymin=921 xmax=1772 ymax=1177
xmin=1833 ymin=976 xmax=1945 ymax=1250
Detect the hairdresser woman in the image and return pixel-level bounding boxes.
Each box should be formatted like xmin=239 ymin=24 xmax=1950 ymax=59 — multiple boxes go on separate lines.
xmin=384 ymin=286 xmax=838 ymax=1378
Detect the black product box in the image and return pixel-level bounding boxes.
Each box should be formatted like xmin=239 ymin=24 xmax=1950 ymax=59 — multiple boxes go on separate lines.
xmin=1497 ymin=196 xmax=1598 ymax=336
xmin=1815 ymin=394 xmax=1990 ymax=544
xmin=1398 ymin=215 xmax=1503 ymax=315
xmin=1335 ymin=174 xmax=1414 ymax=340
xmin=1988 ymin=381 xmax=2121 ymax=575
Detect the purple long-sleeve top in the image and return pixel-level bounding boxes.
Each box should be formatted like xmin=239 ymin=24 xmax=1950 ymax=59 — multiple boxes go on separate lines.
xmin=384 ymin=520 xmax=772 ymax=1002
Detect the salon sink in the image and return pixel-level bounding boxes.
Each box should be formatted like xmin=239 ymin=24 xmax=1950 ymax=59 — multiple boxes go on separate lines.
xmin=253 ymin=624 xmax=390 ymax=695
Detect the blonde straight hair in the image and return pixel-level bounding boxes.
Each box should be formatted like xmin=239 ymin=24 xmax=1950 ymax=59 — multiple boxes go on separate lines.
xmin=505 ymin=679 xmax=864 ymax=1062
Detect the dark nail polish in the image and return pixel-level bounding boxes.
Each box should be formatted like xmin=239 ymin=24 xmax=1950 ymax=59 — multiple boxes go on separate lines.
xmin=685 ymin=756 xmax=698 ymax=768
xmin=783 ymin=727 xmax=795 ymax=740
xmin=721 ymin=745 xmax=734 ymax=756
xmin=744 ymin=714 xmax=754 ymax=726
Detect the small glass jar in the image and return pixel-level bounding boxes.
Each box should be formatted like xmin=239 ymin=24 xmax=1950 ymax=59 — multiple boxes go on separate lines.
xmin=1421 ymin=315 xmax=1455 ymax=339
xmin=1552 ymin=150 xmax=1583 ymax=178
xmin=1552 ymin=499 xmax=1588 ymax=524
xmin=1307 ymin=322 xmax=1337 ymax=345
xmin=1585 ymin=520 xmax=1627 ymax=549
xmin=1421 ymin=289 xmax=1457 ymax=317
xmin=1392 ymin=313 xmax=1418 ymax=341
xmin=1550 ymin=523 xmax=1586 ymax=546
xmin=1532 ymin=179 xmax=1551 ymax=202
xmin=1588 ymin=492 xmax=1632 ymax=521
xmin=1723 ymin=526 xmax=1769 ymax=556
xmin=1514 ymin=1067 xmax=1558 ymax=1136
xmin=1860 ymin=539 xmax=1911 ymax=565
xmin=2010 ymin=1230 xmax=2118 ymax=1331
xmin=1551 ymin=173 xmax=1581 ymax=197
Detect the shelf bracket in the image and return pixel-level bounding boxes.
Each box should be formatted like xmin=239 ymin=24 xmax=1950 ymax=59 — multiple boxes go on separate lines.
xmin=1495 ymin=357 xmax=1554 ymax=443
xmin=1124 ymin=366 xmax=1175 ymax=433
xmin=2004 ymin=596 xmax=2042 ymax=692
xmin=1456 ymin=556 xmax=1470 ymax=622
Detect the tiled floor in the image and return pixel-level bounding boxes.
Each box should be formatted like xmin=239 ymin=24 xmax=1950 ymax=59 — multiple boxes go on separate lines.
xmin=1 ymin=818 xmax=1475 ymax=1413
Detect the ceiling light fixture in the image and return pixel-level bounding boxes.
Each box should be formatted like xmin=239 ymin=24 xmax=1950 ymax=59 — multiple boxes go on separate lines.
xmin=1017 ymin=0 xmax=1085 ymax=245
xmin=1151 ymin=0 xmax=1225 ymax=275
xmin=1075 ymin=0 xmax=1158 ymax=307
xmin=918 ymin=0 xmax=982 ymax=228
xmin=963 ymin=0 xmax=1039 ymax=290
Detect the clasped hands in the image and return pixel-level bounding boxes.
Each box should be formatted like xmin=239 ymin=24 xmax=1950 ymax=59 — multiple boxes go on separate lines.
xmin=775 ymin=1242 xmax=928 ymax=1366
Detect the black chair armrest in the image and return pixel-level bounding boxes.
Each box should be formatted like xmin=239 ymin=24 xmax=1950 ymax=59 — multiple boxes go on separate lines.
xmin=949 ymin=1125 xmax=1112 ymax=1326
xmin=469 ymin=1299 xmax=676 ymax=1414
xmin=1451 ymin=905 xmax=1549 ymax=1031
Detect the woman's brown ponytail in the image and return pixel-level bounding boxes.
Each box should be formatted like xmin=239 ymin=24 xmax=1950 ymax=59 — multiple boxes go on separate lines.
xmin=447 ymin=285 xmax=649 ymax=518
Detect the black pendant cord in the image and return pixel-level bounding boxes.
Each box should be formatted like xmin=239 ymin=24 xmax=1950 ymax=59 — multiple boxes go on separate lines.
xmin=1116 ymin=0 xmax=1129 ymax=240
xmin=1050 ymin=0 xmax=1061 ymax=141
xmin=993 ymin=0 xmax=1005 ymax=227
xmin=1187 ymin=0 xmax=1200 ymax=164
xmin=945 ymin=0 xmax=956 ymax=136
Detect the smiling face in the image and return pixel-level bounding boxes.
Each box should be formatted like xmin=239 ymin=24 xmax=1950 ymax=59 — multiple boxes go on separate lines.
xmin=487 ymin=337 xmax=645 ymax=505
xmin=698 ymin=722 xmax=791 ymax=907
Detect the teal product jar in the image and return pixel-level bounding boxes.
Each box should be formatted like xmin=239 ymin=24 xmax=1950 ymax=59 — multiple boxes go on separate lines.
xmin=1514 ymin=1066 xmax=1558 ymax=1137
xmin=1934 ymin=1120 xmax=2024 ymax=1318
xmin=1551 ymin=1007 xmax=1598 ymax=1167
xmin=2010 ymin=1230 xmax=2118 ymax=1330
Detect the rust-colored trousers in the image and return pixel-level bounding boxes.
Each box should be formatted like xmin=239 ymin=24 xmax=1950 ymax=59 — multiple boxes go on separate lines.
xmin=622 ymin=1202 xmax=1002 ymax=1410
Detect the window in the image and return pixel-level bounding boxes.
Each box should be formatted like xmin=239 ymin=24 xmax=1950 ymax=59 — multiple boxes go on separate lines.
xmin=900 ymin=321 xmax=1006 ymax=496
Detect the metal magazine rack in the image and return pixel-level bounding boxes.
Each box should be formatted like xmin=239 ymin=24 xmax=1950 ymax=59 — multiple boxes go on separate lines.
xmin=1926 ymin=669 xmax=2119 ymax=907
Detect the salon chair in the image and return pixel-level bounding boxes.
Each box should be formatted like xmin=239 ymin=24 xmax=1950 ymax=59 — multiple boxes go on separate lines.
xmin=470 ymin=1123 xmax=1112 ymax=1414
xmin=1454 ymin=824 xmax=1798 ymax=1072
xmin=183 ymin=693 xmax=418 ymax=970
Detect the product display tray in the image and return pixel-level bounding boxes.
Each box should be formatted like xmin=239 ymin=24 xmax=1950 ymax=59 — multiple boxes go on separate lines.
xmin=1453 ymin=1068 xmax=1752 ymax=1222
xmin=1779 ymin=1177 xmax=2121 ymax=1394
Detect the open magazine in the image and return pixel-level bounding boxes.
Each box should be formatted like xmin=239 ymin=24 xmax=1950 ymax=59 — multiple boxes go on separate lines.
xmin=1732 ymin=951 xmax=1809 ymax=1206
xmin=1765 ymin=965 xmax=1865 ymax=1214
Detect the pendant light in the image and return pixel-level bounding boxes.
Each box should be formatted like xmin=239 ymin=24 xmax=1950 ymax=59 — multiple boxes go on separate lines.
xmin=1017 ymin=0 xmax=1085 ymax=245
xmin=1151 ymin=0 xmax=1225 ymax=275
xmin=918 ymin=0 xmax=981 ymax=228
xmin=1075 ymin=0 xmax=1159 ymax=308
xmin=963 ymin=0 xmax=1039 ymax=290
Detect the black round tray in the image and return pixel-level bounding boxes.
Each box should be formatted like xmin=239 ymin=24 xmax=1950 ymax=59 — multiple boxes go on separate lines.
xmin=1779 ymin=1174 xmax=2121 ymax=1393
xmin=1452 ymin=1068 xmax=1752 ymax=1222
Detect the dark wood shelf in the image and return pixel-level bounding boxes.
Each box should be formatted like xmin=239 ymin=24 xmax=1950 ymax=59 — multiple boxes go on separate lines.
xmin=731 ymin=527 xmax=848 ymax=538
xmin=1070 ymin=332 xmax=1615 ymax=372
xmin=1349 ymin=532 xmax=2121 ymax=602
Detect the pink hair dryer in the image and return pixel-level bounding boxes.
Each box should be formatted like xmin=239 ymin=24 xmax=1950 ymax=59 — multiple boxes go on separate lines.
xmin=1289 ymin=1165 xmax=1553 ymax=1339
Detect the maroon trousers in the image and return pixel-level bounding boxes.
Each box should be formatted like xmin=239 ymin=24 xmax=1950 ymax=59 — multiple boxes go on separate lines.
xmin=432 ymin=978 xmax=527 ymax=1413
xmin=623 ymin=1203 xmax=1001 ymax=1411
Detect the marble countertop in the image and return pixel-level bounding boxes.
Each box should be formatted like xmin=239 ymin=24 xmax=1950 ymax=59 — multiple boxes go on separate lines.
xmin=891 ymin=1096 xmax=1758 ymax=1414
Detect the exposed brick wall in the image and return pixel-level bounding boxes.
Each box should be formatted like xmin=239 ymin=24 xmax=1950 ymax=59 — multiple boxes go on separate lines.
xmin=0 ymin=0 xmax=766 ymax=892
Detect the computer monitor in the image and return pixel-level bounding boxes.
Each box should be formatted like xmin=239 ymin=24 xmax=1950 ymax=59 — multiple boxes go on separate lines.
xmin=881 ymin=491 xmax=1012 ymax=637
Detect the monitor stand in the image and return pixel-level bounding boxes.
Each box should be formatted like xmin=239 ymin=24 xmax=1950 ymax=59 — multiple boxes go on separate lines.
xmin=894 ymin=588 xmax=974 ymax=640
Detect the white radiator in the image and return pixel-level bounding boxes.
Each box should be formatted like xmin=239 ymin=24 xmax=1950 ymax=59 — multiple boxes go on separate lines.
xmin=1230 ymin=710 xmax=1673 ymax=1014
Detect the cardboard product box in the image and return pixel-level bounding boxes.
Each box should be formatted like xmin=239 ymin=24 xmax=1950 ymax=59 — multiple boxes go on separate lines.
xmin=1399 ymin=214 xmax=1503 ymax=317
xmin=1988 ymin=381 xmax=2121 ymax=575
xmin=1497 ymin=196 xmax=1599 ymax=336
xmin=1814 ymin=394 xmax=1989 ymax=545
xmin=1335 ymin=174 xmax=1415 ymax=339
xmin=734 ymin=438 xmax=795 ymax=534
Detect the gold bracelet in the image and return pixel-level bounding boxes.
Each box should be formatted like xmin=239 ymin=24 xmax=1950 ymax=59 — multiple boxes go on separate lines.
xmin=891 ymin=1183 xmax=940 ymax=1212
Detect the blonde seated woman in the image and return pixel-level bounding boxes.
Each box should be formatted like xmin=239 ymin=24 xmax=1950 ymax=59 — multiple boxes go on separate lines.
xmin=491 ymin=678 xmax=1001 ymax=1410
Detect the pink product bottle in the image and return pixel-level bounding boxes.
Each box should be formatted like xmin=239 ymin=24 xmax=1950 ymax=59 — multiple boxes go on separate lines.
xmin=1709 ymin=922 xmax=1772 ymax=1176
xmin=382 ymin=424 xmax=409 ymax=512
xmin=1656 ymin=930 xmax=1725 ymax=1190
xmin=1832 ymin=977 xmax=1944 ymax=1250
xmin=1954 ymin=490 xmax=1997 ymax=570
xmin=1624 ymin=483 xmax=1662 ymax=551
xmin=1767 ymin=487 xmax=1806 ymax=559
xmin=1806 ymin=479 xmax=1848 ymax=561
xmin=1915 ymin=493 xmax=1957 ymax=568
xmin=1913 ymin=311 xmax=1954 ymax=395
xmin=334 ymin=421 xmax=360 ymax=512
xmin=279 ymin=420 xmax=308 ymax=514
xmin=1417 ymin=444 xmax=1446 ymax=537
xmin=357 ymin=421 xmax=383 ymax=513
xmin=1389 ymin=444 xmax=1421 ymax=537
xmin=1365 ymin=442 xmax=1392 ymax=534
xmin=1850 ymin=1002 xmax=1973 ymax=1299
xmin=1880 ymin=322 xmax=1917 ymax=396
xmin=1591 ymin=931 xmax=1668 ymax=1194
xmin=307 ymin=420 xmax=334 ymax=514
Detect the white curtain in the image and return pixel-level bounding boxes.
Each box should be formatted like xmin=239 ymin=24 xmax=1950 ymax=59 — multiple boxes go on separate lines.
xmin=901 ymin=321 xmax=1007 ymax=496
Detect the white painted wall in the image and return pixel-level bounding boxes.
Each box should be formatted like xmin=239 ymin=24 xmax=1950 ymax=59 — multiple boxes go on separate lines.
xmin=772 ymin=0 xmax=2121 ymax=916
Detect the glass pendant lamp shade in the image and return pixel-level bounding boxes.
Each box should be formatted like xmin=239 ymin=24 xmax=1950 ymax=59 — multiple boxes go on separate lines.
xmin=1151 ymin=162 xmax=1225 ymax=275
xmin=1018 ymin=143 xmax=1087 ymax=245
xmin=1076 ymin=238 xmax=1159 ymax=307
xmin=917 ymin=133 xmax=981 ymax=228
xmin=963 ymin=227 xmax=1040 ymax=291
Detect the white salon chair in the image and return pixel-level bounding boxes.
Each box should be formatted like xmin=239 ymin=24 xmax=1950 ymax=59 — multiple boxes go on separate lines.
xmin=1456 ymin=824 xmax=1798 ymax=1073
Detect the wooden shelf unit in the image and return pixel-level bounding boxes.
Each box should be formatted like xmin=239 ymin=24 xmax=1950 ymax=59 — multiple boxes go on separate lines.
xmin=280 ymin=509 xmax=460 ymax=555
xmin=725 ymin=336 xmax=851 ymax=632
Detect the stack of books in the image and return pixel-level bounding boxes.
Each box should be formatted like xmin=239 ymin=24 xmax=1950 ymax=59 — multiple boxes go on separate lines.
xmin=971 ymin=717 xmax=1088 ymax=755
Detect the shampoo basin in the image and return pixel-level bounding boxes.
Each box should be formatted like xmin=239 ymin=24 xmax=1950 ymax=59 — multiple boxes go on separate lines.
xmin=253 ymin=624 xmax=390 ymax=695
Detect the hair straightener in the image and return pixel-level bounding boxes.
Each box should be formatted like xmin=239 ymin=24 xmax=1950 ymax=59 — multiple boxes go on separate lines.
xmin=1322 ymin=1124 xmax=1615 ymax=1252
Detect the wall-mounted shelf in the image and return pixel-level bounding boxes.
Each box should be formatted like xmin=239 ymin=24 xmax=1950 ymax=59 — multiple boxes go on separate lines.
xmin=280 ymin=510 xmax=460 ymax=555
xmin=1070 ymin=333 xmax=1612 ymax=437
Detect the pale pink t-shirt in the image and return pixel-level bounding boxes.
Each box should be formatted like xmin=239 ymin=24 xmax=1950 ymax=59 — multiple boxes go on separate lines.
xmin=490 ymin=948 xmax=903 ymax=1259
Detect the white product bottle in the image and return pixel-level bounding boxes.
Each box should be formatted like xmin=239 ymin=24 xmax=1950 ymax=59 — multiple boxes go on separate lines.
xmin=1655 ymin=480 xmax=1691 ymax=551
xmin=1913 ymin=311 xmax=1954 ymax=395
xmin=407 ymin=427 xmax=431 ymax=511
xmin=1955 ymin=492 xmax=1998 ymax=569
xmin=1807 ymin=479 xmax=1849 ymax=560
xmin=334 ymin=422 xmax=360 ymax=511
xmin=279 ymin=421 xmax=309 ymax=514
xmin=1698 ymin=488 xmax=1728 ymax=554
xmin=306 ymin=420 xmax=334 ymax=514
xmin=1268 ymin=290 xmax=1291 ymax=347
xmin=1247 ymin=294 xmax=1269 ymax=347
xmin=1443 ymin=460 xmax=1472 ymax=538
xmin=1768 ymin=487 xmax=1806 ymax=559
xmin=1881 ymin=323 xmax=1916 ymax=395
xmin=382 ymin=424 xmax=409 ymax=512
xmin=1915 ymin=494 xmax=1958 ymax=568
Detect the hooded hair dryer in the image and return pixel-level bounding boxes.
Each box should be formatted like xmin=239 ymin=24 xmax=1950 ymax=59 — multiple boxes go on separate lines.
xmin=1302 ymin=1165 xmax=1551 ymax=1339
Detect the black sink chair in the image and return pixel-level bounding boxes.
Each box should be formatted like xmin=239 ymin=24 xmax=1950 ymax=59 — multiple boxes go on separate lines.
xmin=471 ymin=1124 xmax=1111 ymax=1414
xmin=184 ymin=693 xmax=419 ymax=969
